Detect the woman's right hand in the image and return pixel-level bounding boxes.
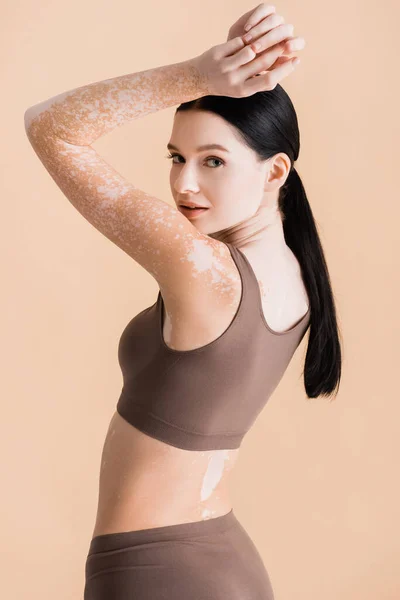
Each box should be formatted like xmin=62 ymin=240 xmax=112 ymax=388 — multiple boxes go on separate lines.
xmin=227 ymin=4 xmax=306 ymax=74
xmin=192 ymin=6 xmax=305 ymax=99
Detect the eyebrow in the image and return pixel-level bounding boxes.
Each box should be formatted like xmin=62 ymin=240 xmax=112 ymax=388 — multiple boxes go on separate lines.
xmin=167 ymin=143 xmax=230 ymax=153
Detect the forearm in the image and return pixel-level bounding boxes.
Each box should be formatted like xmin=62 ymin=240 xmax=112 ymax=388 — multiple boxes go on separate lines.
xmin=24 ymin=57 xmax=208 ymax=145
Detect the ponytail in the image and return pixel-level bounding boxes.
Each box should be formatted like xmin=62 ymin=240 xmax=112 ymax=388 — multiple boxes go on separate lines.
xmin=281 ymin=167 xmax=342 ymax=398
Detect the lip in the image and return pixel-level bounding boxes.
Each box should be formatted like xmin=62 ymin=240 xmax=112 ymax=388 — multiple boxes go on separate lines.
xmin=178 ymin=206 xmax=210 ymax=218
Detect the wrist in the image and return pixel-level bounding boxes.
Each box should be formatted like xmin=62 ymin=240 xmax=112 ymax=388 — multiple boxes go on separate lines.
xmin=185 ymin=55 xmax=211 ymax=97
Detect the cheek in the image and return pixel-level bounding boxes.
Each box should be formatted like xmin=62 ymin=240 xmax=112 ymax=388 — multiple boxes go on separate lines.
xmin=234 ymin=176 xmax=263 ymax=205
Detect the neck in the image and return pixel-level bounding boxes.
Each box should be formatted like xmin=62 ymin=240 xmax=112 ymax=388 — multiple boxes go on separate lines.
xmin=210 ymin=201 xmax=288 ymax=258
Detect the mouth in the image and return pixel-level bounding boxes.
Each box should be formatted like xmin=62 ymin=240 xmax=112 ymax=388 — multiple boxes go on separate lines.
xmin=178 ymin=205 xmax=210 ymax=218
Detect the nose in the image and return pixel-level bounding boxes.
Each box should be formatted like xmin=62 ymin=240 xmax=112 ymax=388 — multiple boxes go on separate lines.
xmin=172 ymin=164 xmax=200 ymax=194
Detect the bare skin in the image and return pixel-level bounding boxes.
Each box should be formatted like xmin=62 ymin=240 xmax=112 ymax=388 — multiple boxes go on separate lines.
xmin=91 ymin=236 xmax=308 ymax=537
xmin=24 ymin=7 xmax=308 ymax=537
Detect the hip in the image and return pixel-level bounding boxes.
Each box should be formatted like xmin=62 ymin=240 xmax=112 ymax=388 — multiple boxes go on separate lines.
xmin=85 ymin=509 xmax=275 ymax=600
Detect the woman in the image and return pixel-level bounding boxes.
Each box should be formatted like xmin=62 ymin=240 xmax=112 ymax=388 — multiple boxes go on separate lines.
xmin=24 ymin=3 xmax=342 ymax=598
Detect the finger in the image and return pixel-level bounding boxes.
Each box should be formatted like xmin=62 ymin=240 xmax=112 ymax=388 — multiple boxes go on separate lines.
xmin=282 ymin=36 xmax=306 ymax=54
xmin=218 ymin=34 xmax=248 ymax=59
xmin=224 ymin=40 xmax=259 ymax=71
xmin=254 ymin=38 xmax=286 ymax=59
xmin=229 ymin=6 xmax=261 ymax=35
xmin=249 ymin=55 xmax=291 ymax=77
xmin=243 ymin=3 xmax=277 ymax=32
xmin=243 ymin=12 xmax=284 ymax=42
xmin=267 ymin=55 xmax=294 ymax=69
xmin=243 ymin=57 xmax=299 ymax=95
xmin=238 ymin=40 xmax=287 ymax=78
xmin=264 ymin=39 xmax=305 ymax=63
xmin=249 ymin=22 xmax=294 ymax=54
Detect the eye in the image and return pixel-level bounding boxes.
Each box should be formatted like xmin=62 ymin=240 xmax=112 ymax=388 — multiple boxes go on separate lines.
xmin=165 ymin=153 xmax=224 ymax=168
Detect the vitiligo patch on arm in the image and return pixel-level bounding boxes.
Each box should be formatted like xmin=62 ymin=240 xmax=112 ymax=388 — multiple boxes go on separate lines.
xmin=24 ymin=60 xmax=232 ymax=296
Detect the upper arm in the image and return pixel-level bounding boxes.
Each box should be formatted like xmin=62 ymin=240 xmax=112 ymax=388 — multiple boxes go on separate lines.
xmin=24 ymin=110 xmax=237 ymax=310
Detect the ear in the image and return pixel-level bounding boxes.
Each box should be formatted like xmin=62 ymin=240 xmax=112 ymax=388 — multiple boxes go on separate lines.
xmin=264 ymin=153 xmax=291 ymax=190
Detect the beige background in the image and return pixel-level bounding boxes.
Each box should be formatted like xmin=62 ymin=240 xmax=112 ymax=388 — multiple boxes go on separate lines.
xmin=3 ymin=0 xmax=399 ymax=598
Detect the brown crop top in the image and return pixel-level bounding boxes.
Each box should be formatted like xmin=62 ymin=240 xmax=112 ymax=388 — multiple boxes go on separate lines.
xmin=116 ymin=242 xmax=310 ymax=451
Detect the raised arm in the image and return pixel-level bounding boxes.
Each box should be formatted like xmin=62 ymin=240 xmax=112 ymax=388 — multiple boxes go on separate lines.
xmin=23 ymin=58 xmax=234 ymax=305
xmin=24 ymin=59 xmax=208 ymax=145
xmin=23 ymin=33 xmax=276 ymax=309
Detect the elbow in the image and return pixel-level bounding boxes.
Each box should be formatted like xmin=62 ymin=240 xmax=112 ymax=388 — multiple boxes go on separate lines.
xmin=24 ymin=106 xmax=37 ymax=131
xmin=24 ymin=108 xmax=31 ymax=130
xmin=24 ymin=100 xmax=53 ymax=131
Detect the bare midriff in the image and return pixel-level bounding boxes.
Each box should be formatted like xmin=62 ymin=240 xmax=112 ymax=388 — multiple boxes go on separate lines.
xmin=91 ymin=410 xmax=240 ymax=539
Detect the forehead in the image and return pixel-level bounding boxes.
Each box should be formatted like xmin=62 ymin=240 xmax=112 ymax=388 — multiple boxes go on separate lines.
xmin=168 ymin=111 xmax=247 ymax=154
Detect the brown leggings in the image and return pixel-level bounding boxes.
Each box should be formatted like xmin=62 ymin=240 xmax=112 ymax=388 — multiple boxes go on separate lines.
xmin=84 ymin=509 xmax=275 ymax=599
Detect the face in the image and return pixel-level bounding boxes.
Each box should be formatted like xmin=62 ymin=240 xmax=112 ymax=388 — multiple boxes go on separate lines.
xmin=167 ymin=110 xmax=287 ymax=236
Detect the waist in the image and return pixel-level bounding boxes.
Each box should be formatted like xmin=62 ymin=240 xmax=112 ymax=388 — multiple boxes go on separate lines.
xmin=91 ymin=410 xmax=239 ymax=538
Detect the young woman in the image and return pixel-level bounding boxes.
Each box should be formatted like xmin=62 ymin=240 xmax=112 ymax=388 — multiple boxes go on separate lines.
xmin=24 ymin=4 xmax=342 ymax=598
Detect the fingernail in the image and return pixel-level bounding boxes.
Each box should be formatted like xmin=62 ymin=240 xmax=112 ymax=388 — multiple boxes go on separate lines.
xmin=244 ymin=23 xmax=251 ymax=32
xmin=293 ymin=58 xmax=300 ymax=66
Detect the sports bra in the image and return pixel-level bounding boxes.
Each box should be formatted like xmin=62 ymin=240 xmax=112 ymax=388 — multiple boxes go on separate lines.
xmin=116 ymin=242 xmax=310 ymax=451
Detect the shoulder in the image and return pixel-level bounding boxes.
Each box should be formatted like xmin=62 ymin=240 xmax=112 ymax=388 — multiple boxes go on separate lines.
xmin=159 ymin=238 xmax=243 ymax=352
xmin=160 ymin=238 xmax=242 ymax=324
